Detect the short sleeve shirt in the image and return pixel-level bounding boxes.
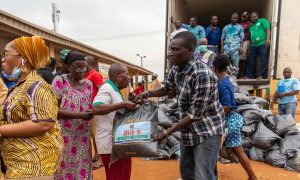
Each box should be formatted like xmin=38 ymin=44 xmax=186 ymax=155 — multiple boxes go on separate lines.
xmin=85 ymin=69 xmax=104 ymax=101
xmin=218 ymin=76 xmax=237 ymax=112
xmin=277 ymin=77 xmax=300 ymax=104
xmin=92 ymin=80 xmax=124 ymax=154
xmin=249 ymin=18 xmax=270 ymax=46
xmin=0 ymin=70 xmax=63 ymax=178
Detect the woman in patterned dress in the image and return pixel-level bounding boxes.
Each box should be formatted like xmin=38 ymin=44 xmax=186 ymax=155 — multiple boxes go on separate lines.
xmin=213 ymin=55 xmax=257 ymax=180
xmin=0 ymin=36 xmax=64 ymax=179
xmin=52 ymin=51 xmax=93 ymax=180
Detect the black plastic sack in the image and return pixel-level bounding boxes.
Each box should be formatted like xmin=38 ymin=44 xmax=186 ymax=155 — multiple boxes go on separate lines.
xmin=112 ymin=102 xmax=160 ymax=160
xmin=158 ymin=149 xmax=171 ymax=159
xmin=252 ymin=96 xmax=269 ymax=109
xmin=219 ymin=146 xmax=239 ymax=163
xmin=276 ymin=114 xmax=296 ymax=136
xmin=157 ymin=125 xmax=165 ymax=132
xmin=280 ymin=135 xmax=300 ymax=154
xmin=229 ymin=77 xmax=248 ymax=95
xmin=235 ymin=93 xmax=252 ymax=105
xmin=158 ymin=104 xmax=171 ymax=113
xmin=265 ymin=147 xmax=288 ymax=167
xmin=167 ymin=135 xmax=180 ymax=148
xmin=285 ymin=151 xmax=300 ymax=172
xmin=260 ymin=109 xmax=273 ymax=119
xmin=242 ymin=123 xmax=258 ymax=137
xmin=263 ymin=115 xmax=278 ymax=133
xmin=167 ymin=100 xmax=178 ymax=109
xmin=249 ymin=146 xmax=265 ymax=162
xmin=172 ymin=131 xmax=181 ymax=140
xmin=252 ymin=123 xmax=281 ymax=150
xmin=237 ymin=104 xmax=260 ymax=113
xmin=158 ymin=108 xmax=174 ymax=128
xmin=242 ymin=137 xmax=253 ymax=149
xmin=242 ymin=110 xmax=264 ymax=125
xmin=285 ymin=126 xmax=300 ymax=136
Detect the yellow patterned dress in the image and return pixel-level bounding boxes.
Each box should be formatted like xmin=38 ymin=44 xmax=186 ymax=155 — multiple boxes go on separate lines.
xmin=0 ymin=70 xmax=64 ymax=179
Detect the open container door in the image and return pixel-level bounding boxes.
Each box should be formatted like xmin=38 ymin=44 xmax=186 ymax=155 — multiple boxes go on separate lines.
xmin=268 ymin=0 xmax=280 ymax=80
xmin=275 ymin=0 xmax=300 ymax=79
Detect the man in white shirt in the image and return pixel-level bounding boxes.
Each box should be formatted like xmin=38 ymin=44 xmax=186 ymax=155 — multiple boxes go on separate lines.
xmin=92 ymin=63 xmax=136 ymax=180
xmin=170 ymin=19 xmax=188 ymax=40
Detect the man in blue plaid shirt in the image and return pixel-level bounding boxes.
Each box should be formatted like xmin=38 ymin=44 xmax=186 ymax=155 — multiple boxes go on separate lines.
xmin=137 ymin=31 xmax=225 ymax=180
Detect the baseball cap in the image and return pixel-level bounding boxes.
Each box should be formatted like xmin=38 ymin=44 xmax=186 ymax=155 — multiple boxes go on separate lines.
xmin=242 ymin=12 xmax=249 ymax=17
xmin=60 ymin=49 xmax=71 ymax=61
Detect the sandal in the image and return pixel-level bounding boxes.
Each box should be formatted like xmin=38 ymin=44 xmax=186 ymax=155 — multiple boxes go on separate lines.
xmin=92 ymin=154 xmax=101 ymax=163
xmin=92 ymin=160 xmax=103 ymax=170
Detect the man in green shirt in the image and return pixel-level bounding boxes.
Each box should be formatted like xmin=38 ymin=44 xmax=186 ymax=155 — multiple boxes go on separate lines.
xmin=245 ymin=12 xmax=271 ymax=79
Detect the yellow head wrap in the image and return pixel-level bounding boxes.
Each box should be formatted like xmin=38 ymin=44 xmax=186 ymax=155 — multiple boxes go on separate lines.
xmin=13 ymin=36 xmax=50 ymax=70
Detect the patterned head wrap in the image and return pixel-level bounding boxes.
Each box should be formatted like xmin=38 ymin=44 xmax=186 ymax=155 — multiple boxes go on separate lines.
xmin=13 ymin=36 xmax=49 ymax=70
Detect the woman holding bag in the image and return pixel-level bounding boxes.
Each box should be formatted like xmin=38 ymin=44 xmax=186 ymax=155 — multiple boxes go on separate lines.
xmin=52 ymin=51 xmax=93 ymax=180
xmin=213 ymin=54 xmax=257 ymax=180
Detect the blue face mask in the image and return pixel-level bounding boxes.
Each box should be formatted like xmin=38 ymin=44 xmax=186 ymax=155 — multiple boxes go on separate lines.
xmin=10 ymin=67 xmax=22 ymax=79
xmin=7 ymin=59 xmax=23 ymax=80
xmin=199 ymin=45 xmax=208 ymax=53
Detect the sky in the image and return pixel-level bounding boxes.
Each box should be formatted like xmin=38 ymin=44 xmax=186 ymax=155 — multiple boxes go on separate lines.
xmin=0 ymin=0 xmax=167 ymax=80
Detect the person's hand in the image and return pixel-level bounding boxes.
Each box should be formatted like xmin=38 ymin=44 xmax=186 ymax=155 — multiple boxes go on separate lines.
xmin=210 ymin=26 xmax=215 ymax=32
xmin=123 ymin=101 xmax=137 ymax=111
xmin=238 ymin=47 xmax=243 ymax=54
xmin=220 ymin=48 xmax=224 ymax=54
xmin=136 ymin=92 xmax=148 ymax=104
xmin=270 ymin=101 xmax=274 ymax=110
xmin=153 ymin=131 xmax=170 ymax=142
xmin=265 ymin=39 xmax=271 ymax=47
xmin=78 ymin=111 xmax=93 ymax=121
xmin=167 ymin=89 xmax=176 ymax=99
xmin=278 ymin=93 xmax=285 ymax=98
xmin=170 ymin=16 xmax=174 ymax=24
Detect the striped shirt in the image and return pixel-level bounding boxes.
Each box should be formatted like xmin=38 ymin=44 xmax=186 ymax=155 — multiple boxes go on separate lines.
xmin=0 ymin=70 xmax=64 ymax=178
xmin=163 ymin=59 xmax=225 ymax=146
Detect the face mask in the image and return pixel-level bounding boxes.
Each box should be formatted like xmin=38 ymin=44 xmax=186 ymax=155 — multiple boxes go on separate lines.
xmin=10 ymin=67 xmax=22 ymax=79
xmin=10 ymin=59 xmax=23 ymax=79
xmin=199 ymin=45 xmax=208 ymax=53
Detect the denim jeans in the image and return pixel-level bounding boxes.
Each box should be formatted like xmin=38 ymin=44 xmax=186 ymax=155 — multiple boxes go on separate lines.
xmin=180 ymin=135 xmax=221 ymax=180
xmin=246 ymin=44 xmax=268 ymax=78
xmin=278 ymin=101 xmax=297 ymax=119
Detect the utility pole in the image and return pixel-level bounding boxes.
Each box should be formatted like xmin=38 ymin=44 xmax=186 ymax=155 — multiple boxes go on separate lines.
xmin=51 ymin=3 xmax=60 ymax=32
xmin=136 ymin=54 xmax=146 ymax=68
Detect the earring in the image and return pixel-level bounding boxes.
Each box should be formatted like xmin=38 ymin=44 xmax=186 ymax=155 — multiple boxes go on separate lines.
xmin=21 ymin=59 xmax=27 ymax=72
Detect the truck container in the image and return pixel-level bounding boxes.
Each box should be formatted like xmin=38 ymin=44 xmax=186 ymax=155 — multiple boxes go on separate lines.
xmin=165 ymin=0 xmax=300 ymax=93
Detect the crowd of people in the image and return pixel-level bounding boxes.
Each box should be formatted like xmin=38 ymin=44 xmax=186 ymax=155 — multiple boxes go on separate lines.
xmin=0 ymin=34 xmax=165 ymax=180
xmin=171 ymin=11 xmax=271 ymax=79
xmin=0 ymin=12 xmax=297 ymax=180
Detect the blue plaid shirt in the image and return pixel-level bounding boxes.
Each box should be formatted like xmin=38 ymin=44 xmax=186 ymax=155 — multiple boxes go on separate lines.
xmin=163 ymin=59 xmax=225 ymax=146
